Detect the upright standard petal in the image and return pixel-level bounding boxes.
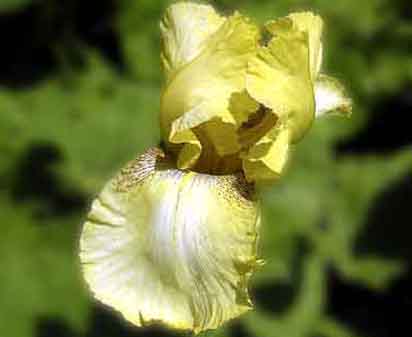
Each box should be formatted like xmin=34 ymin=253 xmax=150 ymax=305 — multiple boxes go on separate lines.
xmin=266 ymin=12 xmax=323 ymax=80
xmin=246 ymin=20 xmax=315 ymax=143
xmin=160 ymin=2 xmax=225 ymax=81
xmin=80 ymin=148 xmax=261 ymax=333
xmin=160 ymin=12 xmax=259 ymax=170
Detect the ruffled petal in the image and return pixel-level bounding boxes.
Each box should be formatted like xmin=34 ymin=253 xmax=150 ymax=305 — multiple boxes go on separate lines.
xmin=161 ymin=12 xmax=259 ymax=167
xmin=315 ymin=74 xmax=352 ymax=117
xmin=160 ymin=2 xmax=225 ymax=81
xmin=246 ymin=21 xmax=315 ymax=142
xmin=169 ymin=129 xmax=202 ymax=169
xmin=266 ymin=12 xmax=323 ymax=80
xmin=80 ymin=148 xmax=261 ymax=333
xmin=241 ymin=125 xmax=290 ymax=182
xmin=229 ymin=91 xmax=260 ymax=126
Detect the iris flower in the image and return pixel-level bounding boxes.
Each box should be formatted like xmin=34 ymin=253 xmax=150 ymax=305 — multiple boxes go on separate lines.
xmin=80 ymin=2 xmax=351 ymax=334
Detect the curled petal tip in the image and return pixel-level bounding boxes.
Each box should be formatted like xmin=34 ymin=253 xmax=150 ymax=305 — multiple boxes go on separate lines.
xmin=315 ymin=75 xmax=353 ymax=118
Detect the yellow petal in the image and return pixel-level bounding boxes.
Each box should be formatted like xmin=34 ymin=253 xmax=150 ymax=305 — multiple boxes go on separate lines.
xmin=160 ymin=2 xmax=225 ymax=82
xmin=229 ymin=90 xmax=260 ymax=126
xmin=241 ymin=125 xmax=290 ymax=182
xmin=246 ymin=21 xmax=315 ymax=142
xmin=80 ymin=148 xmax=261 ymax=333
xmin=315 ymin=74 xmax=352 ymax=117
xmin=273 ymin=12 xmax=323 ymax=80
xmin=161 ymin=12 xmax=259 ymax=167
xmin=169 ymin=128 xmax=201 ymax=170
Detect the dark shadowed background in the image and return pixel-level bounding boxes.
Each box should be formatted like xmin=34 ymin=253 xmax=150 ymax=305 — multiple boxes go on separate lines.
xmin=0 ymin=1 xmax=411 ymax=337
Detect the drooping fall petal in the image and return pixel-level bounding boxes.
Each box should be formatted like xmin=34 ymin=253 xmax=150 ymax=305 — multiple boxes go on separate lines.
xmin=80 ymin=148 xmax=261 ymax=333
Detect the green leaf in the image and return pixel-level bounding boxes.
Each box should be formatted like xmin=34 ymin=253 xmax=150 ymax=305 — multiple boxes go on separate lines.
xmin=0 ymin=196 xmax=89 ymax=337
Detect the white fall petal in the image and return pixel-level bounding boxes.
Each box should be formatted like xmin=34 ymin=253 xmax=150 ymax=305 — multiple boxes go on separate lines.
xmin=80 ymin=148 xmax=261 ymax=333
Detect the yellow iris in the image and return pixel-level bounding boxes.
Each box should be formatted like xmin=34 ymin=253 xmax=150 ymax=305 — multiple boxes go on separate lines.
xmin=80 ymin=2 xmax=351 ymax=334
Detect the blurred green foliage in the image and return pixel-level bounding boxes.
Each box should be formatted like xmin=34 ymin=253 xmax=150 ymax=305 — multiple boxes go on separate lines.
xmin=0 ymin=0 xmax=31 ymax=12
xmin=0 ymin=1 xmax=411 ymax=337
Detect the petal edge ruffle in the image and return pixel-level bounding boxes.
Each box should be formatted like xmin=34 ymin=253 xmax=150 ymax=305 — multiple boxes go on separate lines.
xmin=80 ymin=148 xmax=261 ymax=333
